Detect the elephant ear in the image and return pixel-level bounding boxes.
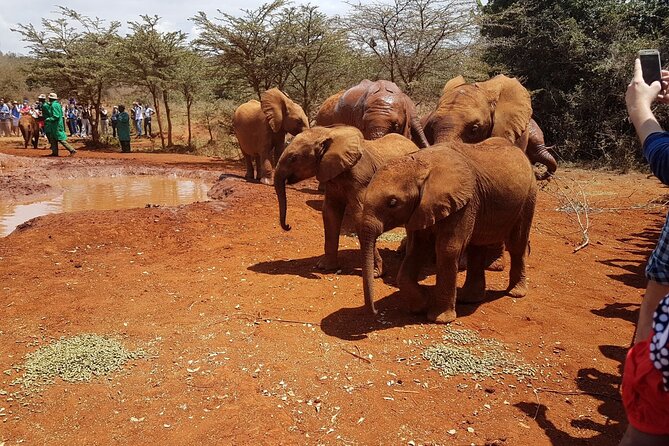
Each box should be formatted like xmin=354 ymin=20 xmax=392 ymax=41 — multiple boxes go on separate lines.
xmin=441 ymin=75 xmax=467 ymax=97
xmin=479 ymin=75 xmax=532 ymax=142
xmin=406 ymin=151 xmax=475 ymax=231
xmin=316 ymin=127 xmax=364 ymax=183
xmin=260 ymin=88 xmax=286 ymax=133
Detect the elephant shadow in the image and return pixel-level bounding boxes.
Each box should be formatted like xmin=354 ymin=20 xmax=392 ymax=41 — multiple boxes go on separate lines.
xmin=248 ymin=248 xmax=363 ymax=280
xmin=320 ymin=289 xmax=509 ymax=341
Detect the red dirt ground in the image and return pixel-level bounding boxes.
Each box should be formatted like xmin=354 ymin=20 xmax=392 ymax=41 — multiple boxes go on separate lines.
xmin=0 ymin=138 xmax=667 ymax=445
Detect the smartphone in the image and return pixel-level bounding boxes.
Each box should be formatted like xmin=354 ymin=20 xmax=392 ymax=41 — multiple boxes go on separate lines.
xmin=639 ymin=49 xmax=662 ymax=86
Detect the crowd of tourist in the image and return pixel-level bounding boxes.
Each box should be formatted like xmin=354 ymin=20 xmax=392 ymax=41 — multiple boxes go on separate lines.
xmin=0 ymin=95 xmax=155 ymax=141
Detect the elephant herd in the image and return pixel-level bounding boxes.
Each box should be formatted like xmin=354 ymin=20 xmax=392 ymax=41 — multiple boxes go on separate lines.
xmin=232 ymin=75 xmax=557 ymax=324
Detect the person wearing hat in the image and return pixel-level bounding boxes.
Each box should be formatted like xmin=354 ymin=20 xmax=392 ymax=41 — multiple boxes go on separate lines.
xmin=44 ymin=93 xmax=76 ymax=156
xmin=36 ymin=94 xmax=47 ymax=137
xmin=116 ymin=104 xmax=131 ymax=153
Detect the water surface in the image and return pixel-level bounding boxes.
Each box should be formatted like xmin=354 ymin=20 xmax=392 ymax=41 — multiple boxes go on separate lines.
xmin=0 ymin=175 xmax=210 ymax=236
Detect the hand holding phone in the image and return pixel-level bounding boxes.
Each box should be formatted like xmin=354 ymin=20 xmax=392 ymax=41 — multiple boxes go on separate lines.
xmin=639 ymin=49 xmax=663 ymax=87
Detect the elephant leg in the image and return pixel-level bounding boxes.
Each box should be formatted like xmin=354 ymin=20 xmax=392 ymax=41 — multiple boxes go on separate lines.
xmin=243 ymin=153 xmax=255 ymax=182
xmin=318 ymin=195 xmax=344 ymax=272
xmin=258 ymin=153 xmax=273 ymax=185
xmin=428 ymin=227 xmax=466 ymax=324
xmin=506 ymin=201 xmax=535 ymax=298
xmin=485 ymin=242 xmax=506 ymax=271
xmin=397 ymin=230 xmax=431 ymax=314
xmin=459 ymin=244 xmax=487 ymax=303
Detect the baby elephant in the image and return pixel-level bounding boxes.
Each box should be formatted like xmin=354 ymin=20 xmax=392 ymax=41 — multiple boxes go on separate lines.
xmin=360 ymin=138 xmax=537 ymax=323
xmin=19 ymin=115 xmax=39 ymax=149
xmin=274 ymin=126 xmax=419 ymax=276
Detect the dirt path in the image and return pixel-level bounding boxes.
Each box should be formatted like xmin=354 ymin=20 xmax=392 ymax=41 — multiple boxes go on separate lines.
xmin=0 ymin=140 xmax=667 ymax=445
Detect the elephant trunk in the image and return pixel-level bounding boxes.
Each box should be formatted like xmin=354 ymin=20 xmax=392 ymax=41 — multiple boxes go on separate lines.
xmin=528 ymin=144 xmax=558 ymax=179
xmin=410 ymin=115 xmax=430 ymax=148
xmin=274 ymin=171 xmax=291 ymax=231
xmin=360 ymin=223 xmax=382 ymax=314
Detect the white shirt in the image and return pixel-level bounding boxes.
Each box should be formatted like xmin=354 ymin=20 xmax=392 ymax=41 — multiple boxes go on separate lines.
xmin=144 ymin=107 xmax=154 ymax=118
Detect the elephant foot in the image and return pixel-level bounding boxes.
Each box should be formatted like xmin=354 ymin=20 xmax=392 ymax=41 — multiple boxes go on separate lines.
xmin=427 ymin=308 xmax=457 ymax=324
xmin=316 ymin=256 xmax=339 ymax=272
xmin=507 ymin=281 xmax=528 ymax=298
xmin=458 ymin=284 xmax=487 ymax=303
xmin=402 ymin=285 xmax=429 ymax=314
xmin=373 ymin=264 xmax=383 ymax=279
xmin=485 ymin=255 xmax=505 ymax=272
xmin=259 ymin=177 xmax=272 ymax=186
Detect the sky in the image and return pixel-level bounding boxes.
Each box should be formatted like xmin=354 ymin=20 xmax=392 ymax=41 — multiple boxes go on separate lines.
xmin=0 ymin=0 xmax=360 ymax=55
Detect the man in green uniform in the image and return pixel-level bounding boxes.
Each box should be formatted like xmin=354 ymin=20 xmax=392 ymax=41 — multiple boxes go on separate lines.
xmin=116 ymin=104 xmax=131 ymax=153
xmin=44 ymin=93 xmax=76 ymax=157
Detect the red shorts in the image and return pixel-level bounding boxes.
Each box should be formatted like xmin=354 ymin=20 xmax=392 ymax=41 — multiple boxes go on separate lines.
xmin=622 ymin=336 xmax=669 ymax=435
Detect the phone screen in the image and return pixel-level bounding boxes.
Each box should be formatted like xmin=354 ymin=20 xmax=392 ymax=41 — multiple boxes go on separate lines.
xmin=640 ymin=52 xmax=662 ymax=86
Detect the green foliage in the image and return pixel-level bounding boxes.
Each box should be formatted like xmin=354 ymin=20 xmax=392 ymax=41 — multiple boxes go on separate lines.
xmin=480 ymin=0 xmax=669 ymax=170
xmin=0 ymin=53 xmax=38 ymax=101
xmin=13 ymin=7 xmax=121 ymax=143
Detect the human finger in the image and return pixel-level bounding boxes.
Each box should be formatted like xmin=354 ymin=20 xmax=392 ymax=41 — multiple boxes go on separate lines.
xmin=632 ymin=58 xmax=644 ymax=83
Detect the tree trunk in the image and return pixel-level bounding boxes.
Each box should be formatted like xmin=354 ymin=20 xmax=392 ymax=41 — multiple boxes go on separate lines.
xmin=162 ymin=89 xmax=173 ymax=147
xmin=91 ymin=85 xmax=102 ymax=144
xmin=205 ymin=111 xmax=213 ymax=143
xmin=186 ymin=98 xmax=192 ymax=148
xmin=150 ymin=87 xmax=165 ymax=150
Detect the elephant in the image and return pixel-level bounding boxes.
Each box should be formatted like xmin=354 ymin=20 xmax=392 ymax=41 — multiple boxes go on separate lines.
xmin=359 ymin=138 xmax=537 ymax=323
xmin=274 ymin=125 xmax=420 ymax=275
xmin=233 ymin=88 xmax=309 ymax=185
xmin=314 ymin=80 xmax=430 ymax=148
xmin=422 ymin=75 xmax=558 ymax=177
xmin=18 ymin=115 xmax=39 ymax=149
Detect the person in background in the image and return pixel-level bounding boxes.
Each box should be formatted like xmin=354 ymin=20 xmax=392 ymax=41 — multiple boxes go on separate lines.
xmin=620 ymin=58 xmax=669 ymax=445
xmin=35 ymin=95 xmax=46 ymax=137
xmin=133 ymin=102 xmax=143 ymax=138
xmin=0 ymin=99 xmax=11 ymax=137
xmin=67 ymin=103 xmax=78 ymax=136
xmin=80 ymin=104 xmax=92 ymax=138
xmin=99 ymin=106 xmax=109 ymax=136
xmin=19 ymin=99 xmax=31 ymax=115
xmin=116 ymin=104 xmax=131 ymax=153
xmin=143 ymin=103 xmax=154 ymax=138
xmin=111 ymin=105 xmax=119 ymax=138
xmin=11 ymin=101 xmax=21 ymax=136
xmin=44 ymin=93 xmax=76 ymax=157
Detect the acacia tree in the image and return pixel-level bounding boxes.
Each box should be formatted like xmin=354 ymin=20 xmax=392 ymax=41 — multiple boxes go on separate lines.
xmin=191 ymin=0 xmax=295 ymax=99
xmin=174 ymin=50 xmax=211 ymax=148
xmin=346 ymin=0 xmax=479 ymax=93
xmin=13 ymin=7 xmax=120 ymax=144
xmin=279 ymin=5 xmax=350 ymax=117
xmin=121 ymin=15 xmax=186 ymax=149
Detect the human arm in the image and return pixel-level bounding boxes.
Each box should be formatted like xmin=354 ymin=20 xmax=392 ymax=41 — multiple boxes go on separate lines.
xmin=635 ymin=280 xmax=669 ymax=343
xmin=626 ymin=58 xmax=669 ymax=145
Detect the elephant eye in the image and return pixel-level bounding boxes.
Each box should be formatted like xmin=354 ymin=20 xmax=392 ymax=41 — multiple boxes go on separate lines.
xmin=471 ymin=124 xmax=480 ymax=133
xmin=388 ymin=197 xmax=398 ymax=208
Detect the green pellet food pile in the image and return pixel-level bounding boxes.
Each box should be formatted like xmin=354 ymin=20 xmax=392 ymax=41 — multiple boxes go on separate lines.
xmin=422 ymin=327 xmax=536 ymax=381
xmin=11 ymin=334 xmax=145 ymax=392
